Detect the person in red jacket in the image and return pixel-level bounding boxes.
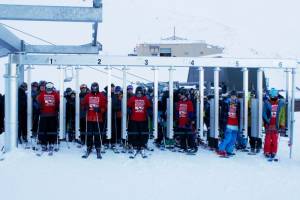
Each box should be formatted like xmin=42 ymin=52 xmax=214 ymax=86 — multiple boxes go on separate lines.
xmin=37 ymin=82 xmax=60 ymax=151
xmin=82 ymin=82 xmax=107 ymax=159
xmin=127 ymin=86 xmax=151 ymax=152
xmin=175 ymin=90 xmax=197 ymax=153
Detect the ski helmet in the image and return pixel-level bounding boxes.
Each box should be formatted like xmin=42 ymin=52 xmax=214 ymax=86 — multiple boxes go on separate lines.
xmin=31 ymin=82 xmax=38 ymax=88
xmin=127 ymin=85 xmax=133 ymax=90
xmin=91 ymin=82 xmax=99 ymax=94
xmin=114 ymin=86 xmax=122 ymax=94
xmin=80 ymin=84 xmax=87 ymax=90
xmin=20 ymin=82 xmax=27 ymax=91
xmin=135 ymin=86 xmax=143 ymax=97
xmin=45 ymin=82 xmax=54 ymax=93
xmin=269 ymin=88 xmax=278 ymax=99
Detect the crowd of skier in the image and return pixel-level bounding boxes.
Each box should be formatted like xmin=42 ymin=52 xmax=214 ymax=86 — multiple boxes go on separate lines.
xmin=0 ymin=80 xmax=286 ymax=160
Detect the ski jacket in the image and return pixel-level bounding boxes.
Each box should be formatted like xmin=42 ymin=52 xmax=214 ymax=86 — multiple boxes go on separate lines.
xmin=37 ymin=91 xmax=60 ymax=117
xmin=175 ymin=100 xmax=194 ymax=129
xmin=83 ymin=92 xmax=107 ymax=122
xmin=127 ymin=96 xmax=151 ymax=122
xmin=263 ymin=98 xmax=285 ymax=130
xmin=220 ymin=98 xmax=240 ymax=132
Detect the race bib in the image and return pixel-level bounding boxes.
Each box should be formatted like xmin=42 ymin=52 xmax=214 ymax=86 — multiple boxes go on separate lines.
xmin=228 ymin=104 xmax=237 ymax=118
xmin=134 ymin=99 xmax=145 ymax=113
xmin=44 ymin=95 xmax=55 ymax=106
xmin=179 ymin=104 xmax=187 ymax=118
xmin=89 ymin=97 xmax=99 ymax=110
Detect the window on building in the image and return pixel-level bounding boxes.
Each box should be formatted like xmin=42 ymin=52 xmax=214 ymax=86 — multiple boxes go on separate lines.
xmin=160 ymin=48 xmax=172 ymax=57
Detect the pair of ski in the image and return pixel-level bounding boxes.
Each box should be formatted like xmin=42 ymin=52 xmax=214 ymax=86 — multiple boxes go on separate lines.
xmin=82 ymin=150 xmax=102 ymax=159
xmin=0 ymin=146 xmax=4 ymax=161
xmin=129 ymin=150 xmax=148 ymax=159
xmin=171 ymin=147 xmax=197 ymax=155
xmin=36 ymin=149 xmax=54 ymax=157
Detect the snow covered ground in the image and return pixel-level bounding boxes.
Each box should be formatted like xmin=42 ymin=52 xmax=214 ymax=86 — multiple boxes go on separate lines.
xmin=0 ymin=113 xmax=299 ymax=200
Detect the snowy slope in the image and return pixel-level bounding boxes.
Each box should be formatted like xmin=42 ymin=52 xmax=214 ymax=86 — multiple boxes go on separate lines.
xmin=0 ymin=113 xmax=300 ymax=200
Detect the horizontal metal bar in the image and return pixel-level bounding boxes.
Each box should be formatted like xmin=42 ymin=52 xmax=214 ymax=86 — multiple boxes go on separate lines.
xmin=25 ymin=44 xmax=101 ymax=54
xmin=0 ymin=4 xmax=102 ymax=22
xmin=10 ymin=54 xmax=297 ymax=69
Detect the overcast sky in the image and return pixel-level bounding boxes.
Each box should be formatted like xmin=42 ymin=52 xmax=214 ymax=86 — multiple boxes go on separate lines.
xmin=0 ymin=0 xmax=299 ymax=93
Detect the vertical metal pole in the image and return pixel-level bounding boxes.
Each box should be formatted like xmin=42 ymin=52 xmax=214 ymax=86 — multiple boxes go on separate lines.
xmin=257 ymin=68 xmax=263 ymax=138
xmin=153 ymin=66 xmax=159 ymax=139
xmin=289 ymin=68 xmax=296 ymax=158
xmin=242 ymin=68 xmax=248 ymax=138
xmin=285 ymin=69 xmax=291 ymax=138
xmin=199 ymin=67 xmax=204 ymax=139
xmin=59 ymin=66 xmax=64 ymax=140
xmin=168 ymin=66 xmax=174 ymax=139
xmin=213 ymin=67 xmax=220 ymax=139
xmin=18 ymin=64 xmax=25 ymax=86
xmin=122 ymin=66 xmax=128 ymax=140
xmin=4 ymin=55 xmax=18 ymax=152
xmin=75 ymin=66 xmax=81 ymax=140
xmin=106 ymin=66 xmax=112 ymax=139
xmin=27 ymin=65 xmax=33 ymax=139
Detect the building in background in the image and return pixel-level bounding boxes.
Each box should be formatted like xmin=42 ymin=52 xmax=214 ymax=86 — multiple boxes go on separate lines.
xmin=131 ymin=31 xmax=267 ymax=93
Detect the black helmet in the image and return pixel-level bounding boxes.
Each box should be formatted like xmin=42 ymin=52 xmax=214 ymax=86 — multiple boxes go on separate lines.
xmin=230 ymin=90 xmax=237 ymax=97
xmin=91 ymin=82 xmax=99 ymax=94
xmin=135 ymin=86 xmax=144 ymax=97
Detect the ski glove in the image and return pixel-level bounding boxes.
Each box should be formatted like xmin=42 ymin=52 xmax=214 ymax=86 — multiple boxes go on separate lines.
xmin=93 ymin=107 xmax=100 ymax=113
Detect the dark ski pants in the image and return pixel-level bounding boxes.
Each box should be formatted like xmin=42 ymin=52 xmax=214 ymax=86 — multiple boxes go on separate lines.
xmin=248 ymin=127 xmax=262 ymax=150
xmin=86 ymin=121 xmax=105 ymax=150
xmin=38 ymin=116 xmax=58 ymax=145
xmin=80 ymin=117 xmax=87 ymax=144
xmin=111 ymin=116 xmax=122 ymax=144
xmin=176 ymin=128 xmax=197 ymax=150
xmin=32 ymin=113 xmax=39 ymax=137
xmin=264 ymin=129 xmax=279 ymax=155
xmin=128 ymin=121 xmax=149 ymax=149
xmin=18 ymin=115 xmax=27 ymax=141
xmin=218 ymin=127 xmax=238 ymax=154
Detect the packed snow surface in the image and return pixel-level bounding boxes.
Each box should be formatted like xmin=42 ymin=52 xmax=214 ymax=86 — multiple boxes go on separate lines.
xmin=0 ymin=113 xmax=299 ymax=200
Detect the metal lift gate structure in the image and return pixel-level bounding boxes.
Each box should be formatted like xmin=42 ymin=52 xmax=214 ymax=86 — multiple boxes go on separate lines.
xmin=0 ymin=1 xmax=298 ymax=159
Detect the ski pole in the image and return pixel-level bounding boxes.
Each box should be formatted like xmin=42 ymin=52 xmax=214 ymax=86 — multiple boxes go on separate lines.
xmin=85 ymin=112 xmax=88 ymax=152
xmin=96 ymin=112 xmax=104 ymax=153
xmin=35 ymin=115 xmax=41 ymax=151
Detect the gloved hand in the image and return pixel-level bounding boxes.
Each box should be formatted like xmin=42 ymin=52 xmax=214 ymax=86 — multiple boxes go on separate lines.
xmin=93 ymin=107 xmax=100 ymax=113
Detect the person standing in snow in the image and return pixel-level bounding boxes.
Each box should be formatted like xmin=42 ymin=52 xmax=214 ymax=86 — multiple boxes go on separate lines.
xmin=111 ymin=86 xmax=123 ymax=148
xmin=37 ymin=82 xmax=60 ymax=151
xmin=82 ymin=82 xmax=107 ymax=158
xmin=127 ymin=86 xmax=151 ymax=152
xmin=0 ymin=93 xmax=4 ymax=134
xmin=263 ymin=88 xmax=285 ymax=159
xmin=175 ymin=90 xmax=197 ymax=153
xmin=79 ymin=84 xmax=89 ymax=145
xmin=217 ymin=91 xmax=241 ymax=157
xmin=18 ymin=82 xmax=28 ymax=143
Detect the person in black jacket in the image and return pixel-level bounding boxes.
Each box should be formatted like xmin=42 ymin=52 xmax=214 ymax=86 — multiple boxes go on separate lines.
xmin=79 ymin=84 xmax=89 ymax=145
xmin=0 ymin=93 xmax=4 ymax=134
xmin=18 ymin=82 xmax=28 ymax=143
xmin=65 ymin=89 xmax=76 ymax=141
xmin=111 ymin=86 xmax=122 ymax=148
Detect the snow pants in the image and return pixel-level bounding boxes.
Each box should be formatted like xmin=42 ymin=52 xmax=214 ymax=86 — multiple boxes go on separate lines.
xmin=264 ymin=129 xmax=279 ymax=155
xmin=18 ymin=114 xmax=27 ymax=141
xmin=218 ymin=128 xmax=238 ymax=154
xmin=38 ymin=116 xmax=58 ymax=145
xmin=111 ymin=116 xmax=122 ymax=145
xmin=175 ymin=128 xmax=197 ymax=150
xmin=128 ymin=120 xmax=149 ymax=149
xmin=248 ymin=127 xmax=262 ymax=150
xmin=86 ymin=121 xmax=105 ymax=150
